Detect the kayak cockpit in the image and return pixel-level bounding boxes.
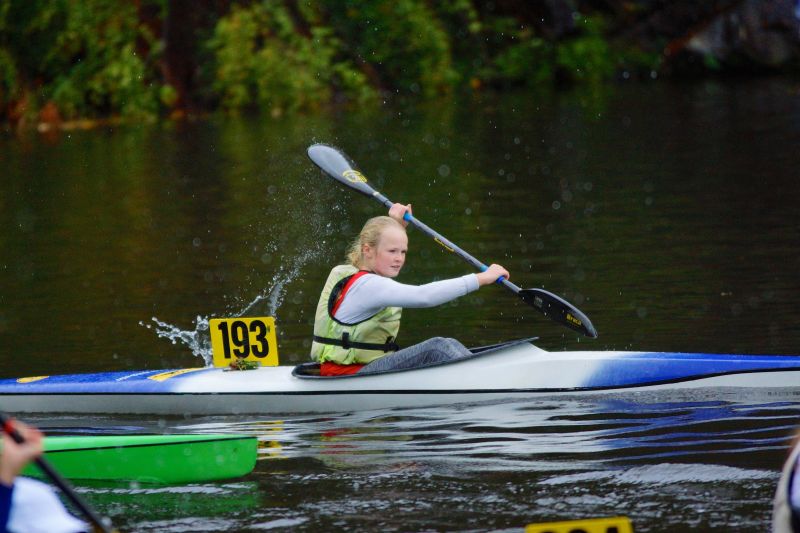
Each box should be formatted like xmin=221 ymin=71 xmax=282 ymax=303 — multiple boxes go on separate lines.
xmin=291 ymin=337 xmax=539 ymax=379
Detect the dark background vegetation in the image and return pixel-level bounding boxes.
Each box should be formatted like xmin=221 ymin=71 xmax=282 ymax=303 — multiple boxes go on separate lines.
xmin=2 ymin=0 xmax=798 ymax=128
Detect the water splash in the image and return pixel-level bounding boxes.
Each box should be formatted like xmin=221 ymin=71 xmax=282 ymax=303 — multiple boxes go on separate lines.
xmin=142 ymin=315 xmax=212 ymax=365
xmin=145 ymin=222 xmax=335 ymax=366
xmin=144 ymin=254 xmax=314 ymax=366
xmin=239 ymin=251 xmax=313 ymax=317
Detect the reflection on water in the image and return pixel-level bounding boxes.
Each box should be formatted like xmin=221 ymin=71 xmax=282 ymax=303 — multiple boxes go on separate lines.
xmin=80 ymin=482 xmax=260 ymax=531
xmin=30 ymin=393 xmax=799 ymax=531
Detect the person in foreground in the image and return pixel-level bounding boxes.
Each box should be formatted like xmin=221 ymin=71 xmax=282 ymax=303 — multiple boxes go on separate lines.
xmin=773 ymin=431 xmax=800 ymax=532
xmin=0 ymin=419 xmax=87 ymax=533
xmin=311 ymin=203 xmax=509 ymax=376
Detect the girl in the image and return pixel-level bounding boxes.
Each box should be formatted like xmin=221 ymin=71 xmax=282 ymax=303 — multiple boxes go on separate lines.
xmin=311 ymin=203 xmax=509 ymax=376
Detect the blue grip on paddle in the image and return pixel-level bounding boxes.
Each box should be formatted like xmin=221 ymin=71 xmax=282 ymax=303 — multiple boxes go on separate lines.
xmin=479 ymin=265 xmax=505 ymax=284
xmin=403 ymin=212 xmax=412 ymax=222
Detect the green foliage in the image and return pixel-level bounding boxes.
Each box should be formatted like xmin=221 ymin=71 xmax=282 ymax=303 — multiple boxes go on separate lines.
xmin=703 ymin=53 xmax=723 ymax=71
xmin=555 ymin=16 xmax=615 ymax=83
xmin=0 ymin=1 xmax=677 ymax=125
xmin=0 ymin=0 xmax=64 ymax=118
xmin=0 ymin=6 xmax=12 ymax=105
xmin=321 ymin=0 xmax=456 ymax=96
xmin=159 ymin=84 xmax=178 ymax=109
xmin=0 ymin=48 xmax=17 ymax=110
xmin=428 ymin=0 xmax=483 ymax=86
xmin=482 ymin=15 xmax=625 ymax=87
xmin=207 ymin=2 xmax=375 ymax=114
xmin=0 ymin=0 xmax=163 ymax=121
xmin=491 ymin=29 xmax=554 ymax=86
xmin=46 ymin=0 xmax=162 ymax=119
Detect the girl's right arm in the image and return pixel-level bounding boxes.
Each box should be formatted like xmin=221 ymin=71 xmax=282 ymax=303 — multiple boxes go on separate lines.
xmin=336 ymin=274 xmax=478 ymax=322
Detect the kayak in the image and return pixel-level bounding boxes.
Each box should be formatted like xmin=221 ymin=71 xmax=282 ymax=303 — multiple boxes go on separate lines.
xmin=1 ymin=339 xmax=799 ymax=415
xmin=23 ymin=434 xmax=258 ymax=483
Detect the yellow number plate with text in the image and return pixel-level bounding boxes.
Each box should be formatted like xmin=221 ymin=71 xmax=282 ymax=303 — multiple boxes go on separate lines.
xmin=525 ymin=516 xmax=633 ymax=533
xmin=210 ymin=317 xmax=279 ymax=368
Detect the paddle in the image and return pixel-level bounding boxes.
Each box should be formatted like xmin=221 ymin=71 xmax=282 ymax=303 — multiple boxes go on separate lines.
xmin=307 ymin=143 xmax=598 ymax=338
xmin=0 ymin=413 xmax=116 ymax=533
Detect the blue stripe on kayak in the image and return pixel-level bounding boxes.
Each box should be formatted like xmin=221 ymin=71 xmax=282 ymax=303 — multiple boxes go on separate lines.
xmin=0 ymin=368 xmax=216 ymax=393
xmin=584 ymin=352 xmax=800 ymax=388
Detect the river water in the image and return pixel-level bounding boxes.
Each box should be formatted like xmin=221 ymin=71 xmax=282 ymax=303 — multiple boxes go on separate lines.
xmin=1 ymin=78 xmax=800 ymax=531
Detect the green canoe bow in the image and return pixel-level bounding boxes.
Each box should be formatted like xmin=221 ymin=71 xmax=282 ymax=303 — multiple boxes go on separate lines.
xmin=23 ymin=434 xmax=258 ymax=484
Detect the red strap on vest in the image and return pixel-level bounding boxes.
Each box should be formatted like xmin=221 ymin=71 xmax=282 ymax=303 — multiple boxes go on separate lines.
xmin=320 ymin=362 xmax=365 ymax=376
xmin=330 ymin=270 xmax=371 ymax=317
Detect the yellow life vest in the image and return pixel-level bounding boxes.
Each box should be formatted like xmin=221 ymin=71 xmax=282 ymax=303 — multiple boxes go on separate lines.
xmin=311 ymin=264 xmax=401 ymax=364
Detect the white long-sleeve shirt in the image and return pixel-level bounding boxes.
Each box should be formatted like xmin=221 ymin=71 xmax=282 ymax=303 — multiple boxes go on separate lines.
xmin=334 ymin=273 xmax=480 ymax=324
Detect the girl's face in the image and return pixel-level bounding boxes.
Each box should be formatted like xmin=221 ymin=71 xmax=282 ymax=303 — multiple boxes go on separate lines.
xmin=363 ymin=227 xmax=407 ymax=278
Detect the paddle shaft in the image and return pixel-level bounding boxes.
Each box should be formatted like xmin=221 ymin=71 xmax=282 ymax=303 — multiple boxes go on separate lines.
xmin=371 ymin=192 xmax=519 ymax=291
xmin=375 ymin=192 xmax=596 ymax=338
xmin=0 ymin=414 xmax=115 ymax=533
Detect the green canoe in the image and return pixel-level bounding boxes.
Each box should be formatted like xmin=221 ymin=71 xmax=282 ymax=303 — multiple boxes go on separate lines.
xmin=23 ymin=434 xmax=258 ymax=484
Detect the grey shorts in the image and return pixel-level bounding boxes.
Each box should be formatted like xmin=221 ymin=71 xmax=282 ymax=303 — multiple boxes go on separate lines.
xmin=357 ymin=337 xmax=471 ymax=374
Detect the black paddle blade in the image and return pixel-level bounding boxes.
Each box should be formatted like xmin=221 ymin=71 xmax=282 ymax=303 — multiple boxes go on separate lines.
xmin=518 ymin=288 xmax=598 ymax=338
xmin=307 ymin=144 xmax=376 ymax=198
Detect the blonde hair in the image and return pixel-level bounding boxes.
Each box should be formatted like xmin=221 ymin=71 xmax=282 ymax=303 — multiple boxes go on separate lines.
xmin=346 ymin=216 xmax=406 ymax=268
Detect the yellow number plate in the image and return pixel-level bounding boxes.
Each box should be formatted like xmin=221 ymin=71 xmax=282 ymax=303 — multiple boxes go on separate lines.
xmin=210 ymin=317 xmax=279 ymax=368
xmin=525 ymin=516 xmax=633 ymax=533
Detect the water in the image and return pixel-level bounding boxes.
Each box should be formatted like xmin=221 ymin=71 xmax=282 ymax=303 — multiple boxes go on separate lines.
xmin=23 ymin=393 xmax=800 ymax=532
xmin=2 ymin=78 xmax=800 ymax=531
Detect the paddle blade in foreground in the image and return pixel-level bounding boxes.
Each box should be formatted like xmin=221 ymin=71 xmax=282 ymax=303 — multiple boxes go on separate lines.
xmin=518 ymin=288 xmax=598 ymax=338
xmin=307 ymin=144 xmax=376 ymax=198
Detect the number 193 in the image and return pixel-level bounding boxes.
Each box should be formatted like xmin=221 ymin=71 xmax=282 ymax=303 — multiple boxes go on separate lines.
xmin=216 ymin=319 xmax=270 ymax=359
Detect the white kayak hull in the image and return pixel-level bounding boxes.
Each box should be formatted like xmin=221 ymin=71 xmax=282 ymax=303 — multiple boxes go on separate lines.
xmin=1 ymin=341 xmax=799 ymax=415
